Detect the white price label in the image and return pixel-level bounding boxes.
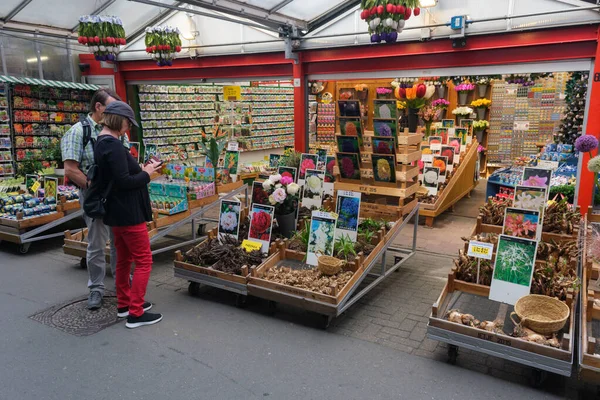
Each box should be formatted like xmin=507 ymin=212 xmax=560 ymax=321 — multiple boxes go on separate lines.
xmin=537 ymin=160 xmax=559 ymax=170
xmin=227 ymin=141 xmax=239 ymax=151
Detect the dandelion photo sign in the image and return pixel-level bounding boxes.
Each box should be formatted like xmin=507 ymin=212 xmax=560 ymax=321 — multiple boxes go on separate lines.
xmin=489 ymin=235 xmax=539 ymax=305
xmin=335 ymin=191 xmax=361 ymax=241
xmin=307 ymin=211 xmax=337 ymax=266
xmin=218 ymin=199 xmax=241 ymax=242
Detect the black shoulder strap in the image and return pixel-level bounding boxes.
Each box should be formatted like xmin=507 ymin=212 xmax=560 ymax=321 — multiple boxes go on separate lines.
xmin=80 ymin=117 xmax=95 ymax=162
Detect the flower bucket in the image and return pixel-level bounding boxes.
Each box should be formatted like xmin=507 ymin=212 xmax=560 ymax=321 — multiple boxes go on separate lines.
xmin=477 ymin=84 xmax=488 ymax=98
xmin=458 ymin=91 xmax=468 ymax=105
xmin=476 ymin=107 xmax=486 ymax=120
xmin=438 ymin=109 xmax=447 ymax=120
xmin=475 ymin=129 xmax=485 ymax=143
xmin=275 ymin=211 xmax=296 ymax=239
xmin=408 ymin=108 xmax=419 ymax=133
xmin=437 ymin=86 xmax=446 ymax=98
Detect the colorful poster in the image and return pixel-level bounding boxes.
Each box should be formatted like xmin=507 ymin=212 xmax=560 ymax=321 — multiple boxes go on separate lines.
xmin=373 ymin=120 xmax=398 ymax=140
xmin=502 ymin=207 xmax=540 ymax=240
xmin=489 ymin=235 xmax=539 ymax=305
xmin=372 ymin=154 xmax=397 ymax=184
xmin=144 ymin=143 xmax=158 ymax=163
xmin=336 ymin=152 xmax=361 ymax=181
xmin=302 ymin=169 xmax=324 ymax=209
xmin=429 ymin=136 xmax=442 ymax=152
xmin=339 ymin=117 xmax=364 ymax=146
xmin=269 ymin=154 xmax=281 ymax=168
xmin=337 ymin=136 xmax=360 ymax=154
xmin=421 ymin=144 xmax=434 ymax=163
xmin=372 ymin=136 xmax=396 ymax=155
xmin=432 ymin=155 xmax=448 ymax=183
xmin=522 ymin=167 xmax=552 ymax=195
xmin=218 ymin=199 xmax=241 ymax=242
xmin=373 ymin=100 xmax=398 ymax=119
xmin=338 ymin=100 xmax=361 ymax=117
xmin=513 ymin=185 xmax=547 ymax=215
xmin=335 ymin=190 xmax=361 ymax=241
xmin=44 ymin=177 xmax=58 ymax=200
xmin=25 ymin=174 xmax=39 ymax=195
xmin=251 ymin=181 xmax=269 ymax=207
xmin=440 ymin=146 xmax=456 ymax=170
xmin=248 ymin=204 xmax=275 ymax=253
xmin=278 ymin=166 xmax=297 ymax=183
xmin=307 ymin=211 xmax=337 ymax=266
xmin=298 ymin=153 xmax=319 ymax=186
xmin=224 ymin=150 xmax=240 ymax=178
xmin=324 ymin=156 xmax=336 ymax=196
xmin=442 ymin=119 xmax=455 ymax=128
xmin=129 ymin=142 xmax=140 ymax=163
xmin=423 ymin=166 xmax=440 ymax=196
xmin=316 ymin=149 xmax=327 ymax=171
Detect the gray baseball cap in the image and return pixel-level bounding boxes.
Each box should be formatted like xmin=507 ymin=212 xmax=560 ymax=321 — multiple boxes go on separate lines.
xmin=104 ymin=101 xmax=139 ymax=127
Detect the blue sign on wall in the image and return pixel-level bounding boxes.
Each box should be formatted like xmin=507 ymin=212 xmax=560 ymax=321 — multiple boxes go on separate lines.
xmin=450 ymin=15 xmax=464 ymax=30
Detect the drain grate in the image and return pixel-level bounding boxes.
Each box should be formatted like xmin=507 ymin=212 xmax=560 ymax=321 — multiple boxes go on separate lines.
xmin=30 ymin=292 xmax=121 ymax=336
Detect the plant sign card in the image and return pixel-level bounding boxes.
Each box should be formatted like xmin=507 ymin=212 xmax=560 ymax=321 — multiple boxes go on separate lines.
xmin=338 ymin=100 xmax=361 ymax=117
xmin=521 ymin=167 xmax=552 ymax=195
xmin=372 ymin=136 xmax=396 ymax=155
xmin=129 ymin=142 xmax=140 ymax=163
xmin=324 ymin=156 xmax=336 ymax=196
xmin=423 ymin=166 xmax=440 ymax=196
xmin=316 ymin=148 xmax=328 ymax=170
xmin=421 ymin=145 xmax=434 ymax=163
xmin=224 ymin=150 xmax=240 ymax=181
xmin=489 ymin=234 xmax=539 ymax=305
xmin=432 ymin=155 xmax=448 ymax=183
xmin=373 ymin=100 xmax=398 ymax=119
xmin=460 ymin=119 xmax=474 ymax=132
xmin=25 ymin=174 xmax=39 ymax=195
xmin=502 ymin=207 xmax=540 ymax=240
xmin=455 ymin=128 xmax=468 ymax=151
xmin=278 ymin=166 xmax=297 ymax=183
xmin=513 ymin=185 xmax=547 ymax=215
xmin=448 ymin=136 xmax=461 ymax=157
xmin=372 ymin=154 xmax=397 ymax=185
xmin=302 ymin=169 xmax=324 ymax=209
xmin=339 ymin=117 xmax=363 ymax=144
xmin=373 ymin=120 xmax=398 ymax=140
xmin=442 ymin=119 xmax=455 ymax=128
xmin=307 ymin=211 xmax=337 ymax=266
xmin=251 ymin=181 xmax=269 ymax=207
xmin=336 ymin=152 xmax=361 ymax=181
xmin=429 ymin=136 xmax=443 ymax=152
xmin=269 ymin=154 xmax=281 ymax=168
xmin=335 ymin=190 xmax=361 ymax=241
xmin=218 ymin=199 xmax=241 ymax=242
xmin=248 ymin=204 xmax=275 ymax=253
xmin=44 ymin=177 xmax=58 ymax=200
xmin=298 ymin=153 xmax=319 ymax=186
xmin=440 ymin=146 xmax=456 ymax=171
xmin=336 ymin=136 xmax=360 ymax=154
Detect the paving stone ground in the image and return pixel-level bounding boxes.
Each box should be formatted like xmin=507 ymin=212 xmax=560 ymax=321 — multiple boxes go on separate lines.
xmin=26 ymin=181 xmax=581 ymax=395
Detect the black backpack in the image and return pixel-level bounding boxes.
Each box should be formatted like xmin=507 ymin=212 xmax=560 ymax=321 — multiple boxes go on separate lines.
xmin=83 ymin=134 xmax=113 ymax=219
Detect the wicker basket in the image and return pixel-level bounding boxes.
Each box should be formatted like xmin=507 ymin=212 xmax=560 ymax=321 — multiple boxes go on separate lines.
xmin=317 ymin=255 xmax=345 ymax=276
xmin=509 ymin=294 xmax=570 ymax=335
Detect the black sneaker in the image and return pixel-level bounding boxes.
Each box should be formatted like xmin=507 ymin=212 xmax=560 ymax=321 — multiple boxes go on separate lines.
xmin=87 ymin=291 xmax=103 ymax=310
xmin=126 ymin=312 xmax=163 ymax=329
xmin=117 ymin=302 xmax=152 ymax=318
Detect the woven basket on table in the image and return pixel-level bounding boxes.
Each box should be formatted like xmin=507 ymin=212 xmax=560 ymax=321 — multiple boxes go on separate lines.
xmin=317 ymin=255 xmax=345 ymax=276
xmin=510 ymin=294 xmax=570 ymax=335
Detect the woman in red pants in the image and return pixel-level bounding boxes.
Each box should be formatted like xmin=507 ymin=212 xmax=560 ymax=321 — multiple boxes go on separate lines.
xmin=93 ymin=101 xmax=163 ymax=328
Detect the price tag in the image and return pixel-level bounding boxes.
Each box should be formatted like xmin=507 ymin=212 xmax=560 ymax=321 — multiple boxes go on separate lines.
xmin=227 ymin=141 xmax=239 ymax=151
xmin=467 ymin=240 xmax=494 ymax=260
xmin=30 ymin=180 xmax=41 ymax=193
xmin=513 ymin=121 xmax=530 ymax=131
xmin=223 ymin=86 xmax=241 ymax=101
xmin=241 ymin=239 xmax=262 ymax=253
xmin=537 ymin=160 xmax=559 ymax=170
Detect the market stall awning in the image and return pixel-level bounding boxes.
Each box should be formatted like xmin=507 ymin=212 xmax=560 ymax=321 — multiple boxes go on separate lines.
xmin=17 ymin=77 xmax=100 ymax=90
xmin=0 ymin=75 xmax=24 ymax=84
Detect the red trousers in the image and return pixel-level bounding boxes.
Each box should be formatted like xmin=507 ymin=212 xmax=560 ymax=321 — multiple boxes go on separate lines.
xmin=111 ymin=223 xmax=152 ymax=317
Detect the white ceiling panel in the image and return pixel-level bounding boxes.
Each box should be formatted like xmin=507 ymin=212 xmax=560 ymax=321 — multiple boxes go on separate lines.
xmin=12 ymin=0 xmax=101 ymax=29
xmin=0 ymin=0 xmax=28 ymax=19
xmin=278 ymin=0 xmax=349 ymax=22
xmin=240 ymin=0 xmax=286 ymax=10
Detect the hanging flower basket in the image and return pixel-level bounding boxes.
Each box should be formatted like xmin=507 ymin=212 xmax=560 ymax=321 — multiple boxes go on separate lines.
xmin=360 ymin=0 xmax=421 ymax=44
xmin=145 ymin=26 xmax=183 ymax=67
xmin=78 ymin=15 xmax=126 ymax=62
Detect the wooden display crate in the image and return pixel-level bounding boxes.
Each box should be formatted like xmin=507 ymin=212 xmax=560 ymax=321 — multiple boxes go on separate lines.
xmin=217 ymin=180 xmax=244 ymax=194
xmin=474 ymin=216 xmax=579 ymax=244
xmin=0 ymin=210 xmax=65 ymax=230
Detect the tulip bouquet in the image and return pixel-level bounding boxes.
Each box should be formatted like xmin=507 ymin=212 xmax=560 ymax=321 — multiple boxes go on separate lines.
xmin=262 ymin=174 xmax=301 ymax=215
xmin=471 ymin=99 xmax=492 ymax=109
xmin=360 ymin=0 xmax=421 ymax=43
xmin=394 ymin=83 xmax=435 ymax=109
xmin=77 ymin=15 xmax=126 ymax=61
xmin=145 ymin=26 xmax=183 ymax=67
xmin=418 ymin=105 xmax=437 ymax=136
xmin=454 ymin=83 xmax=476 ymax=93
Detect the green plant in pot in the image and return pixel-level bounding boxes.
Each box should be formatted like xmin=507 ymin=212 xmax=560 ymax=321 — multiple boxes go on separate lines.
xmin=335 ymin=234 xmax=357 ymax=262
xmin=42 ymin=141 xmax=64 ymax=174
xmin=262 ymin=172 xmax=300 ymax=239
xmin=17 ymin=159 xmax=43 ymax=177
xmin=198 ymin=126 xmax=227 ymax=185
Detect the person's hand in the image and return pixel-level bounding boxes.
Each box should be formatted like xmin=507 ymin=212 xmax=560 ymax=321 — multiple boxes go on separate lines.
xmin=143 ymin=161 xmax=162 ymax=175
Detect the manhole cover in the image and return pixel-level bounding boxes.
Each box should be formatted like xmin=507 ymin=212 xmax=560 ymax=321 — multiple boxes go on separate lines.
xmin=30 ymin=293 xmax=121 ymax=336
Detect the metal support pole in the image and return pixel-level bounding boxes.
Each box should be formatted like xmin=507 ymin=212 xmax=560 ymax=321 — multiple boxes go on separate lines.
xmin=66 ymin=37 xmax=75 ymax=82
xmin=34 ymin=31 xmax=43 ymax=79
xmin=412 ymin=207 xmax=419 ymax=252
xmin=192 ymin=218 xmax=196 ymax=240
xmin=0 ymin=37 xmax=7 ymax=76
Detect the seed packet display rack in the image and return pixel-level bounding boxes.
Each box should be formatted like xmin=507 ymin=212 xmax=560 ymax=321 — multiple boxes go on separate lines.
xmin=63 ymin=184 xmax=248 ymax=266
xmin=427 ymin=218 xmax=581 ymax=383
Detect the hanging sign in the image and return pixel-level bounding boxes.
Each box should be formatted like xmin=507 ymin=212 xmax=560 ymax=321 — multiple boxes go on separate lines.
xmin=223 ymin=86 xmax=241 ymax=101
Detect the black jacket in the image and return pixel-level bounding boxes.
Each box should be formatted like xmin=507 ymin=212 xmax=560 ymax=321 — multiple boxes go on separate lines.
xmin=94 ymin=134 xmax=152 ymax=227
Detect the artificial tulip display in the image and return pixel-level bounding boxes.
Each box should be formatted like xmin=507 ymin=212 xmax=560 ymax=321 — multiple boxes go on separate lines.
xmin=77 ymin=16 xmax=126 ymax=61
xmin=360 ymin=0 xmax=421 ymax=43
xmin=145 ymin=26 xmax=183 ymax=67
xmin=394 ymin=83 xmax=434 ymax=109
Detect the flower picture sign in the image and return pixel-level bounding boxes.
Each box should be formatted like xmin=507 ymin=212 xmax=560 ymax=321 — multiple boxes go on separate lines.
xmin=302 ymin=169 xmax=325 ymax=209
xmin=522 ymin=167 xmax=552 ymax=196
xmin=307 ymin=211 xmax=337 ymax=266
xmin=489 ymin=235 xmax=539 ymax=305
xmin=335 ymin=191 xmax=361 ymax=241
xmin=218 ymin=199 xmax=241 ymax=242
xmin=248 ymin=204 xmax=275 ymax=253
xmin=502 ymin=207 xmax=540 ymax=240
xmin=298 ymin=153 xmax=319 ymax=186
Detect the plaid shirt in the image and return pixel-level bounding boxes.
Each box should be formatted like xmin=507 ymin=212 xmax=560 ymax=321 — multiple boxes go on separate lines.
xmin=61 ymin=114 xmax=130 ymax=174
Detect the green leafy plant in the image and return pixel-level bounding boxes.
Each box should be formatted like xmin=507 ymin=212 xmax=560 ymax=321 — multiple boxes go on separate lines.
xmin=279 ymin=149 xmax=302 ymax=170
xmin=292 ymin=223 xmax=310 ymax=250
xmin=198 ymin=126 xmax=227 ymax=184
xmin=17 ymin=159 xmax=43 ymax=177
xmin=335 ymin=234 xmax=357 ymax=261
xmin=549 ymin=184 xmax=575 ymax=204
xmin=42 ymin=141 xmax=63 ymax=168
xmin=359 ymin=229 xmax=376 ymax=244
xmin=358 ymin=218 xmax=384 ymax=233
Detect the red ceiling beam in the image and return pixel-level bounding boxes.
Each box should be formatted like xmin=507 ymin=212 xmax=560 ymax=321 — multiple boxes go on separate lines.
xmin=118 ymin=51 xmax=290 ymax=72
xmin=302 ymin=25 xmax=599 ymax=64
xmin=305 ymin=42 xmax=597 ymax=75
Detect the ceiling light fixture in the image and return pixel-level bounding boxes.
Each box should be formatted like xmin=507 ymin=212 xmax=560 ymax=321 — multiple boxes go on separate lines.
xmin=419 ymin=0 xmax=438 ymax=8
xmin=26 ymin=56 xmax=48 ymax=63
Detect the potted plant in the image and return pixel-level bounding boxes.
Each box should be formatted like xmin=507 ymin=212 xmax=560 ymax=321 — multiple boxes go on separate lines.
xmin=434 ymin=76 xmax=449 ymax=98
xmin=144 ymin=25 xmax=183 ymax=67
xmin=395 ymin=83 xmax=435 ymax=132
xmin=261 ymin=174 xmax=301 ymax=238
xmin=454 ymin=83 xmax=475 ymax=105
xmin=452 ymin=106 xmax=474 ymax=124
xmin=432 ymin=98 xmax=450 ymax=120
xmin=473 ymin=120 xmax=490 ymax=143
xmin=376 ymin=87 xmax=393 ymax=99
xmin=475 ymin=76 xmax=491 ymax=97
xmin=43 ymin=141 xmax=64 ymax=175
xmin=198 ymin=126 xmax=227 ymax=186
xmin=471 ymin=98 xmax=491 ymax=120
